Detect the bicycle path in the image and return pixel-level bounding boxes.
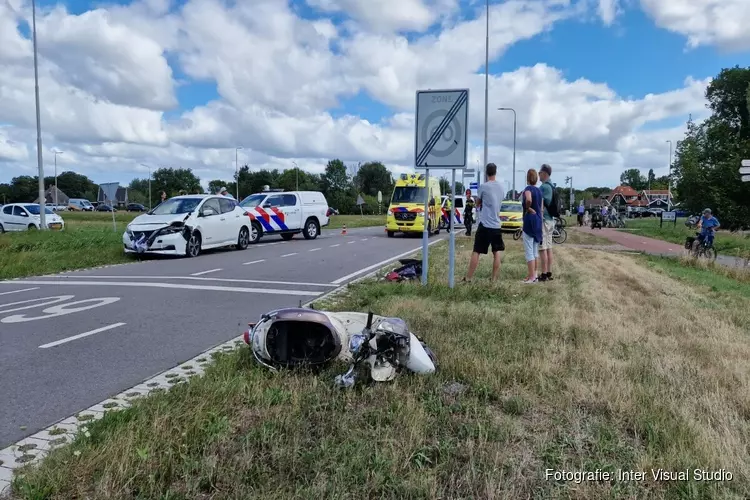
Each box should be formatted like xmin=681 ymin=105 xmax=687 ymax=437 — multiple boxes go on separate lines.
xmin=574 ymin=227 xmax=748 ymax=269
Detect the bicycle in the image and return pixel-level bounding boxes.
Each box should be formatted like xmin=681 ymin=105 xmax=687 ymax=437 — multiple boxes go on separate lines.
xmin=690 ymin=233 xmax=717 ymax=261
xmin=552 ymin=218 xmax=567 ymax=244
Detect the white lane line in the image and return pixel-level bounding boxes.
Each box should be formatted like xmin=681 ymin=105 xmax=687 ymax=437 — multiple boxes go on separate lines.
xmin=0 ymin=287 xmax=39 ymax=296
xmin=191 ymin=268 xmax=222 ymax=276
xmin=309 ymin=248 xmax=321 ymax=252
xmin=39 ymin=322 xmax=126 ymax=349
xmin=281 ymin=253 xmax=297 ymax=257
xmin=4 ymin=281 xmax=322 ymax=296
xmin=361 ymin=238 xmax=368 ymax=241
xmin=331 ymin=239 xmax=443 ymax=285
xmin=330 ymin=244 xmax=340 ymax=247
xmin=48 ymin=275 xmax=336 ymax=288
xmin=243 ymin=259 xmax=265 ymax=266
xmin=347 ymin=240 xmax=356 ymax=244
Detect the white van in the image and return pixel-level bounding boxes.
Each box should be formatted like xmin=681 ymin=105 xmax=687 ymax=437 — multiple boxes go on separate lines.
xmin=238 ymin=190 xmax=329 ymax=243
xmin=68 ymin=198 xmax=94 ymax=211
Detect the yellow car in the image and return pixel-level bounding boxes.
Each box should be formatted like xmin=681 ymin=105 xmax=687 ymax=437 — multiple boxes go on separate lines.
xmin=499 ymin=201 xmax=522 ymax=232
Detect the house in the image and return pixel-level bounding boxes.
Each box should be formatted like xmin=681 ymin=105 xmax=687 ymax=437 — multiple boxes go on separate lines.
xmin=34 ymin=186 xmax=70 ymax=206
xmin=608 ymin=185 xmax=639 ymax=212
xmin=584 ymin=193 xmax=611 ymax=211
xmin=640 ymin=189 xmax=673 ymax=211
xmin=97 ymin=186 xmax=129 ymax=207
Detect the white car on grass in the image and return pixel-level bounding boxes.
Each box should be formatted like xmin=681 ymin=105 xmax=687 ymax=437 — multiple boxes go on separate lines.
xmin=122 ymin=195 xmax=252 ymax=257
xmin=0 ymin=203 xmax=65 ymax=232
xmin=238 ymin=190 xmax=329 ymax=243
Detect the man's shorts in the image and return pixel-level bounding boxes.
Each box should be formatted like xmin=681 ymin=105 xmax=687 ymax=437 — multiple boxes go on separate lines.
xmin=540 ymin=219 xmax=555 ymax=250
xmin=473 ymin=223 xmax=504 ymax=254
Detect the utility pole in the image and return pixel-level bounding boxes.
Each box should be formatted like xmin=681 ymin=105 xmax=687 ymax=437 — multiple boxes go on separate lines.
xmin=666 ymin=140 xmax=673 ymax=211
xmin=293 ymin=161 xmax=299 ymax=190
xmin=141 ymin=163 xmax=152 ymax=210
xmin=481 ymin=0 xmax=489 ymax=186
xmin=565 ymin=175 xmax=573 ymax=213
xmin=235 ymin=147 xmax=243 ymax=200
xmin=32 ymin=0 xmax=46 ymax=229
xmin=498 ymin=108 xmax=517 ymax=195
xmin=53 ymin=150 xmax=63 ymax=208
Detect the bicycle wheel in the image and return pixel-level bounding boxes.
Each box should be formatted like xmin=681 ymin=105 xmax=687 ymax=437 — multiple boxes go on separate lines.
xmin=513 ymin=229 xmax=522 ymax=241
xmin=555 ymin=217 xmax=566 ymax=228
xmin=552 ymin=227 xmax=567 ymax=244
xmin=700 ymin=246 xmax=717 ymax=262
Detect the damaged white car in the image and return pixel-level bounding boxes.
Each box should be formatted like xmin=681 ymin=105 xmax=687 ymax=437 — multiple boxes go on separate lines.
xmin=123 ymin=195 xmax=253 ymax=257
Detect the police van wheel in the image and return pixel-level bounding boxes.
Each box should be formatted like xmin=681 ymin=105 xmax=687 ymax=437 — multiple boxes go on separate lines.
xmin=387 ymin=231 xmax=394 ymax=238
xmin=249 ymin=221 xmax=262 ymax=244
xmin=303 ymin=218 xmax=319 ymax=240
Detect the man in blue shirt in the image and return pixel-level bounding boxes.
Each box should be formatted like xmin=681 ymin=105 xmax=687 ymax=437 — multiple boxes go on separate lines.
xmin=697 ymin=208 xmax=720 ymax=246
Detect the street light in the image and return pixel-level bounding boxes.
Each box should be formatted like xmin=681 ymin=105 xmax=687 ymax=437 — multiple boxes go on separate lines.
xmin=498 ymin=107 xmax=517 ymax=195
xmin=292 ymin=161 xmax=299 ymax=190
xmin=140 ymin=163 xmax=151 ymax=210
xmin=53 ymin=150 xmax=63 ymax=208
xmin=666 ymin=140 xmax=673 ymax=210
xmin=32 ymin=0 xmax=46 ymax=229
xmin=235 ymin=147 xmax=243 ymax=199
xmin=481 ymin=0 xmax=489 ymax=187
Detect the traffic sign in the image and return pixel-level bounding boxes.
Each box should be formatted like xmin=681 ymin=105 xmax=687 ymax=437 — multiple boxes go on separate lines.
xmin=469 ymin=182 xmax=478 ymax=189
xmin=463 ymin=169 xmax=475 ymax=177
xmin=741 ymin=159 xmax=750 ymax=167
xmin=742 ymin=175 xmax=750 ymax=182
xmin=740 ymin=167 xmax=750 ymax=175
xmin=414 ymin=89 xmax=469 ymax=169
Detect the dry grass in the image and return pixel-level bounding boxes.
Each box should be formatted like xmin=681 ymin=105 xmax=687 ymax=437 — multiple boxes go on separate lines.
xmin=8 ymin=241 xmax=750 ymax=500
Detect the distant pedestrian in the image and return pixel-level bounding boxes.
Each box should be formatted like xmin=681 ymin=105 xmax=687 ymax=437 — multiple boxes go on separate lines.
xmin=463 ymin=163 xmax=505 ymax=282
xmin=219 ymin=187 xmax=235 ymax=199
xmin=464 ymin=194 xmax=475 ymax=237
xmin=577 ymin=202 xmax=584 ymax=226
xmin=521 ymin=169 xmax=543 ymax=284
xmin=696 ymin=208 xmax=720 ymax=247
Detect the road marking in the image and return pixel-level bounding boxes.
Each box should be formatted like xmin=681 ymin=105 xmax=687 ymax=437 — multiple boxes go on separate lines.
xmin=0 ymin=295 xmax=75 ymax=314
xmin=191 ymin=268 xmax=222 ymax=276
xmin=331 ymin=239 xmax=444 ymax=285
xmin=39 ymin=322 xmax=126 ymax=349
xmin=2 ymin=281 xmax=322 ymax=296
xmin=330 ymin=244 xmax=340 ymax=247
xmin=309 ymin=248 xmax=321 ymax=252
xmin=281 ymin=253 xmax=297 ymax=257
xmin=243 ymin=259 xmax=265 ymax=266
xmin=0 ymin=287 xmax=39 ymax=296
xmin=347 ymin=241 xmax=356 ymax=244
xmin=361 ymin=238 xmax=368 ymax=241
xmin=3 ymin=297 xmax=120 ymax=324
xmin=47 ymin=275 xmax=337 ymax=288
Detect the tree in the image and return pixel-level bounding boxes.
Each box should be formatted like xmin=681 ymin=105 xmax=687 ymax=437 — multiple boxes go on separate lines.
xmin=354 ymin=161 xmax=393 ymax=197
xmin=8 ymin=176 xmax=38 ymax=203
xmin=321 ymin=159 xmax=349 ymax=195
xmin=647 ymin=169 xmax=656 ymax=189
xmin=672 ymin=66 xmax=750 ymax=229
xmin=619 ymin=168 xmax=646 ymax=191
xmin=152 ymin=167 xmax=201 ymax=198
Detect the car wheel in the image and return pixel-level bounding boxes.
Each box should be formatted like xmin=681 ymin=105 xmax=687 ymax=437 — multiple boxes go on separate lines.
xmin=28 ymin=224 xmax=37 ymax=230
xmin=249 ymin=221 xmax=262 ymax=244
xmin=387 ymin=230 xmax=394 ymax=238
xmin=186 ymin=232 xmax=201 ymax=257
xmin=0 ymin=223 xmax=4 ymax=233
xmin=303 ymin=218 xmax=319 ymax=240
xmin=281 ymin=233 xmax=294 ymax=241
xmin=237 ymin=226 xmax=250 ymax=250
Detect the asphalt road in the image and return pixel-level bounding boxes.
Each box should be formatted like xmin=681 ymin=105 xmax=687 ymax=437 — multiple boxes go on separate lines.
xmin=0 ymin=225 xmax=449 ymax=448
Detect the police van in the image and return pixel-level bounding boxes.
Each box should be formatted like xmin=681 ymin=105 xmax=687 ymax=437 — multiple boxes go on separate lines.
xmin=238 ymin=189 xmax=329 ymax=244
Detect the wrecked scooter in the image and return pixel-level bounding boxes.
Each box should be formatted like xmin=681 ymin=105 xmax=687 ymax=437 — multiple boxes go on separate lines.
xmin=243 ymin=308 xmax=437 ymax=388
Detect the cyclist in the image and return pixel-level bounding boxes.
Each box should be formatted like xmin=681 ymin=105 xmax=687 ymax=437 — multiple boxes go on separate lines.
xmin=696 ymin=208 xmax=720 ymax=247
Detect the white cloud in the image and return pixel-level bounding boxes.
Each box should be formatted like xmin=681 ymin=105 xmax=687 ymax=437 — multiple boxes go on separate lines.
xmin=639 ymin=0 xmax=750 ymax=51
xmin=597 ymin=0 xmax=621 ymax=25
xmin=0 ymin=0 xmax=726 ymax=193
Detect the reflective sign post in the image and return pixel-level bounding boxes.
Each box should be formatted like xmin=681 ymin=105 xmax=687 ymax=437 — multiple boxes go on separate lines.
xmin=422 ymin=169 xmax=430 ymax=286
xmin=448 ymin=168 xmax=456 ymax=288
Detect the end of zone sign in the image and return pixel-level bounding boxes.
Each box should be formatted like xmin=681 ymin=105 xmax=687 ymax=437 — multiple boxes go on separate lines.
xmin=414 ymin=89 xmax=469 ymax=169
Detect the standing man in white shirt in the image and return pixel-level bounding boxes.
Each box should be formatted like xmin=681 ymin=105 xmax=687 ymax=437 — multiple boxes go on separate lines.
xmin=463 ymin=163 xmax=506 ymax=282
xmin=219 ymin=187 xmax=235 ymax=200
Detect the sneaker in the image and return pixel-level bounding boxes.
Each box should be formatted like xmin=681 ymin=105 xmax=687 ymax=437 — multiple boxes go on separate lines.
xmin=546 ymin=272 xmax=554 ymax=281
xmin=522 ymin=278 xmax=537 ymax=284
xmin=538 ymin=274 xmax=548 ymax=282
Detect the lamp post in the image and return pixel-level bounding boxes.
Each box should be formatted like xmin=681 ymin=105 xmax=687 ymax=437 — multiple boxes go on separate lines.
xmin=481 ymin=0 xmax=490 ymax=185
xmin=666 ymin=140 xmax=673 ymax=210
xmin=140 ymin=163 xmax=152 ymax=210
xmin=32 ymin=0 xmax=46 ymax=229
xmin=235 ymin=147 xmax=243 ymax=199
xmin=53 ymin=150 xmax=62 ymax=208
xmin=293 ymin=161 xmax=299 ymax=190
xmin=498 ymin=107 xmax=517 ymax=195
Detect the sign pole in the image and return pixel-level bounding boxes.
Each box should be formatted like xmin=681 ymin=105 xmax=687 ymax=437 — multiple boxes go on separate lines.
xmin=422 ymin=168 xmax=430 ymax=286
xmin=448 ymin=168 xmax=456 ymax=288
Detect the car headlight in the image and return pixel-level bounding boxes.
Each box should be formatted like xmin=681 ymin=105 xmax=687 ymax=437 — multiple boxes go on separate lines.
xmin=387 ymin=209 xmax=393 ymax=216
xmin=416 ymin=212 xmax=424 ymax=217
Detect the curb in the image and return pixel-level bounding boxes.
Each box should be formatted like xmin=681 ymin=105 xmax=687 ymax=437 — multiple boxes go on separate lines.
xmin=0 ymin=239 xmax=443 ymax=496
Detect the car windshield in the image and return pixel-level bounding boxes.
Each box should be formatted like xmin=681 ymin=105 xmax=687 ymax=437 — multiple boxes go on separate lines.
xmin=239 ymin=194 xmax=266 ymax=208
xmin=391 ymin=186 xmax=426 ymax=204
xmin=500 ymin=203 xmax=522 ymax=213
xmin=24 ymin=205 xmax=54 ymax=215
xmin=150 ymin=198 xmax=201 ymax=215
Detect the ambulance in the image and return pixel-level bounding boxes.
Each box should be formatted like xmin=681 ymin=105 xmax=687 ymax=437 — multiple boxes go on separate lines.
xmin=385 ymin=173 xmax=442 ymax=238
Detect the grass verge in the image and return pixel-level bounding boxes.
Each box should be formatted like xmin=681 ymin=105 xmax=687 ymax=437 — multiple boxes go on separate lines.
xmin=9 ymin=242 xmax=750 ymax=499
xmin=621 ymin=218 xmax=750 ymax=257
xmin=0 ymin=214 xmax=384 ymax=280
